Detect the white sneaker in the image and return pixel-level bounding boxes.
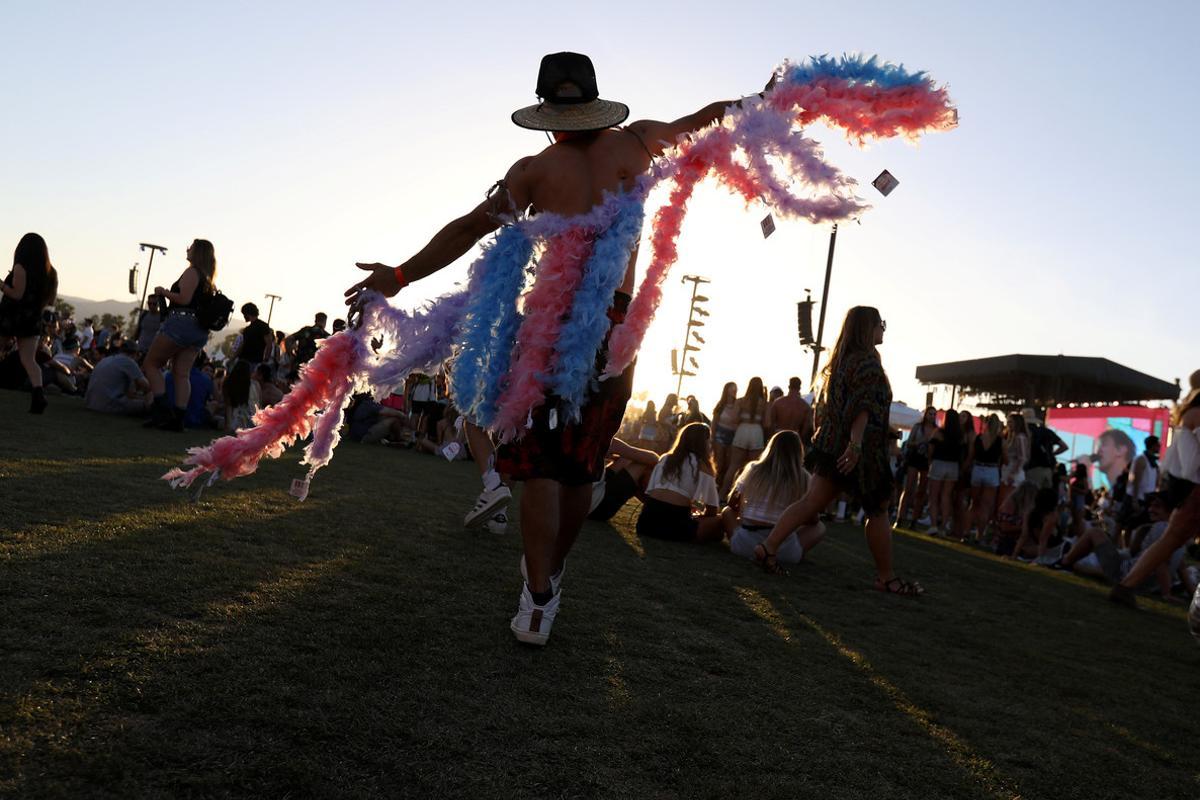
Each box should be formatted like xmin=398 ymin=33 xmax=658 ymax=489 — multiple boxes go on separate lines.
xmin=520 ymin=554 xmax=565 ymax=596
xmin=917 ymin=515 xmax=932 ymax=527
xmin=484 ymin=512 xmax=508 ymax=535
xmin=464 ymin=484 xmax=512 ymax=528
xmin=510 ymin=583 xmax=560 ymax=646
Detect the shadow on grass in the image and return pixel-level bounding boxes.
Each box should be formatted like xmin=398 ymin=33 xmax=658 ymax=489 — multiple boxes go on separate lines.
xmin=0 ymin=491 xmax=361 ymax=705
xmin=0 ymin=540 xmax=382 ymax=798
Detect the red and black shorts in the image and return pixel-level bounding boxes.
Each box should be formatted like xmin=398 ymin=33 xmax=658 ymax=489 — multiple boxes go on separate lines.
xmin=496 ymin=292 xmax=635 ymax=487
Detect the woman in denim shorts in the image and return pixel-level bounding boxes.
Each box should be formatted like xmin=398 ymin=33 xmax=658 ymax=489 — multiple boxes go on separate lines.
xmin=968 ymin=414 xmax=1005 ymax=538
xmin=926 ymin=409 xmax=963 ymax=536
xmin=142 ymin=239 xmax=216 ymax=430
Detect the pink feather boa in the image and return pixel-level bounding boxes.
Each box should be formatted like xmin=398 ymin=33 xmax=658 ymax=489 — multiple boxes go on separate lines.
xmin=162 ymin=331 xmax=370 ymax=489
xmin=491 ymin=228 xmax=594 ymax=440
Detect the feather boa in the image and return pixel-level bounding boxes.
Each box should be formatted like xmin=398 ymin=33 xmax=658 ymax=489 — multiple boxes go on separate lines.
xmin=548 ymin=190 xmax=646 ymax=422
xmin=164 ymin=54 xmax=956 ymax=496
xmin=601 ymin=53 xmax=956 ymax=377
xmin=448 ymin=225 xmax=532 ymax=425
xmin=490 ymin=228 xmax=594 ymax=441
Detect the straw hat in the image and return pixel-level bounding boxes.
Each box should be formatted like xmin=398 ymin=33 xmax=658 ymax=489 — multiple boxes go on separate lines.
xmin=511 ymin=52 xmax=629 ymax=132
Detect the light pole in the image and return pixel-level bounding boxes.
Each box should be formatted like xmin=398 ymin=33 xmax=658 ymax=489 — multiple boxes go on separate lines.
xmin=809 ymin=223 xmax=837 ymax=387
xmin=137 ymin=243 xmax=167 ymax=311
xmin=673 ymin=275 xmax=710 ymax=398
xmin=264 ymin=293 xmax=283 ymax=326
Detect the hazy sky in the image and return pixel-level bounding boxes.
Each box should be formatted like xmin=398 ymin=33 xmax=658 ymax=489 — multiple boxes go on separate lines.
xmin=3 ymin=1 xmax=1196 ymax=412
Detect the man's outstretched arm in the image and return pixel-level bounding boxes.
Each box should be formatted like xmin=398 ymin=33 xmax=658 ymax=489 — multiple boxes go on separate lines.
xmin=345 ymin=157 xmax=535 ymax=303
xmin=627 ymin=75 xmax=776 ymax=157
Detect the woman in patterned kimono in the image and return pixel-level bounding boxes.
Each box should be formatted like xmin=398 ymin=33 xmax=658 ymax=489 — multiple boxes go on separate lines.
xmin=754 ymin=306 xmax=924 ymax=595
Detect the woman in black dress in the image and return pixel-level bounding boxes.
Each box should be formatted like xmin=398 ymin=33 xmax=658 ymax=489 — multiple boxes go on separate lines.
xmin=755 ymin=306 xmax=922 ymax=595
xmin=0 ymin=234 xmax=59 ymax=414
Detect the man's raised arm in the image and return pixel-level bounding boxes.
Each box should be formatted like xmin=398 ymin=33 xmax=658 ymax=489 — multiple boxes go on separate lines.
xmin=345 ymin=157 xmax=535 ymax=303
xmin=626 ymin=76 xmax=776 ymax=158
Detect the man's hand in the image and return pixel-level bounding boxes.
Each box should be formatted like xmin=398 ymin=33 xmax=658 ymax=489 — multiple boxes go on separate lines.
xmin=344 ymin=263 xmax=401 ymax=306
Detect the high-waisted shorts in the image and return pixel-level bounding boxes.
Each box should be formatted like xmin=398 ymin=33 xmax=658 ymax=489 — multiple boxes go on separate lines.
xmin=714 ymin=424 xmax=736 ymax=447
xmin=971 ymin=463 xmax=1001 ymax=488
xmin=159 ymin=310 xmax=210 ymax=349
xmin=732 ymin=423 xmax=764 ymax=450
xmin=929 ymin=459 xmax=960 ymax=482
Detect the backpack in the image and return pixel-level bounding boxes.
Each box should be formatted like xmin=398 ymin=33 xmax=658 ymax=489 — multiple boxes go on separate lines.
xmin=195 ymin=286 xmax=234 ymax=331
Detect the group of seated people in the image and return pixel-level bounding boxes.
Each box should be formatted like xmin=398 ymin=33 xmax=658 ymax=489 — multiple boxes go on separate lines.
xmin=588 ymin=423 xmax=826 ymax=567
xmin=0 ymin=320 xmax=289 ymax=432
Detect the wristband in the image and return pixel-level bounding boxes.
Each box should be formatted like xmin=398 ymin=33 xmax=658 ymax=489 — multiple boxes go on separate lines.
xmin=849 ymin=441 xmax=863 ymax=453
xmin=393 ymin=266 xmax=409 ymax=289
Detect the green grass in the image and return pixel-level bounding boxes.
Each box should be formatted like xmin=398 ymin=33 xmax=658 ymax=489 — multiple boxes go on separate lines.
xmin=1 ymin=390 xmax=1197 ymax=799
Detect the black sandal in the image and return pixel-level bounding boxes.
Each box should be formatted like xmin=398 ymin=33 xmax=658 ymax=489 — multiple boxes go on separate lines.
xmin=753 ymin=543 xmax=788 ymax=576
xmin=875 ymin=576 xmax=924 ymax=597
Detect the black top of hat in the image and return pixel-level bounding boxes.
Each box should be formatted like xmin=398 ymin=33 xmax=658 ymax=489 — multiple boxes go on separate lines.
xmin=535 ymin=52 xmax=599 ymax=105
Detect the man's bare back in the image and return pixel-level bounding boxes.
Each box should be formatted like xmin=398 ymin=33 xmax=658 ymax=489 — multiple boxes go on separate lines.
xmin=770 ymin=392 xmax=812 ymax=438
xmin=501 ymin=127 xmax=657 ymax=293
xmin=344 ymin=105 xmax=733 ymax=304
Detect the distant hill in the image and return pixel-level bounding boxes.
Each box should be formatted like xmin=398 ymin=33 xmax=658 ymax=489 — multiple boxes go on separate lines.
xmin=58 ymin=295 xmax=141 ymax=325
xmin=57 ymin=294 xmax=240 ymax=356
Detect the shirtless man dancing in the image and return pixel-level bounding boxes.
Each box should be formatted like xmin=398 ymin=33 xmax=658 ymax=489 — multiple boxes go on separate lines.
xmin=347 ymin=52 xmax=764 ymax=645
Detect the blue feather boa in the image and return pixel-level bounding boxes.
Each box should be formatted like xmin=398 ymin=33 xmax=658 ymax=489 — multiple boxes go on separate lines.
xmin=783 ymin=53 xmax=928 ymax=89
xmin=547 ymin=191 xmax=645 ymax=421
xmin=449 ymin=225 xmax=532 ymax=424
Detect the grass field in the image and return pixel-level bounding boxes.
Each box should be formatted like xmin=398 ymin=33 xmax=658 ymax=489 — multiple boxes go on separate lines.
xmin=1 ymin=390 xmax=1197 ymax=799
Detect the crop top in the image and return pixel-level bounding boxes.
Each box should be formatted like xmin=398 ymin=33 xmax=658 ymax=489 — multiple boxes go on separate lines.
xmin=646 ymin=454 xmax=720 ymax=507
xmin=734 ymin=468 xmax=810 ymax=524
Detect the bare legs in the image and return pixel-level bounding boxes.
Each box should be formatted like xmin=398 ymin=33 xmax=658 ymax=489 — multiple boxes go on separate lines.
xmin=896 ymin=466 xmax=928 ymax=524
xmin=143 ymin=335 xmax=181 ymax=397
xmin=521 ymin=479 xmax=591 ymax=594
xmin=927 ymin=478 xmax=952 ymax=532
xmin=713 ymin=441 xmax=731 ymax=490
xmin=16 ymin=336 xmax=42 ymax=388
xmin=721 ymin=445 xmax=751 ymax=499
xmin=970 ymin=484 xmax=997 ymax=538
xmin=170 ymin=347 xmax=199 ymax=409
xmin=760 ymin=475 xmax=898 ymax=583
xmin=1118 ymin=491 xmax=1200 ymax=590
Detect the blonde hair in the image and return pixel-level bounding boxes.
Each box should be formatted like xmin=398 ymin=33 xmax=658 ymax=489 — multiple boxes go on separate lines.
xmin=736 ymin=430 xmax=807 ymax=512
xmin=189 ymin=238 xmax=217 ymax=291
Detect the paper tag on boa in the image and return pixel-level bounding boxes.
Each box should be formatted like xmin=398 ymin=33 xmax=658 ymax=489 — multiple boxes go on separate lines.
xmin=289 ymin=478 xmax=311 ymax=502
xmin=442 ymin=442 xmax=462 ymax=461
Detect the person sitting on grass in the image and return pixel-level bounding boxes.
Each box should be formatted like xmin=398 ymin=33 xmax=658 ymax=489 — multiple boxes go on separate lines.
xmin=83 ymin=339 xmax=151 ymax=416
xmin=346 ymin=392 xmax=413 ymax=445
xmin=222 ymin=359 xmax=260 ymax=432
xmin=253 ymin=363 xmax=284 ymax=407
xmin=635 ymin=422 xmax=723 ymax=543
xmin=1068 ymin=462 xmax=1093 ymax=538
xmin=1053 ymin=493 xmax=1186 ymax=597
xmin=1110 ymin=373 xmax=1200 ymax=607
xmin=995 ymin=482 xmax=1058 ymax=560
xmin=588 ymin=437 xmax=661 ymax=522
xmin=726 ymin=430 xmax=825 ymax=566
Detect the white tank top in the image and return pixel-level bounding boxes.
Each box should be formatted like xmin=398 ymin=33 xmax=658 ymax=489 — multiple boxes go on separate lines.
xmin=1133 ymin=454 xmax=1158 ymax=500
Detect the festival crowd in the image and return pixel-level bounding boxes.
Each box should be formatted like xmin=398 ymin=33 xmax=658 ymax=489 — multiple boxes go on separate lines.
xmin=4 ymin=235 xmax=1195 ymax=618
xmin=5 ymin=230 xmax=1200 ymax=636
